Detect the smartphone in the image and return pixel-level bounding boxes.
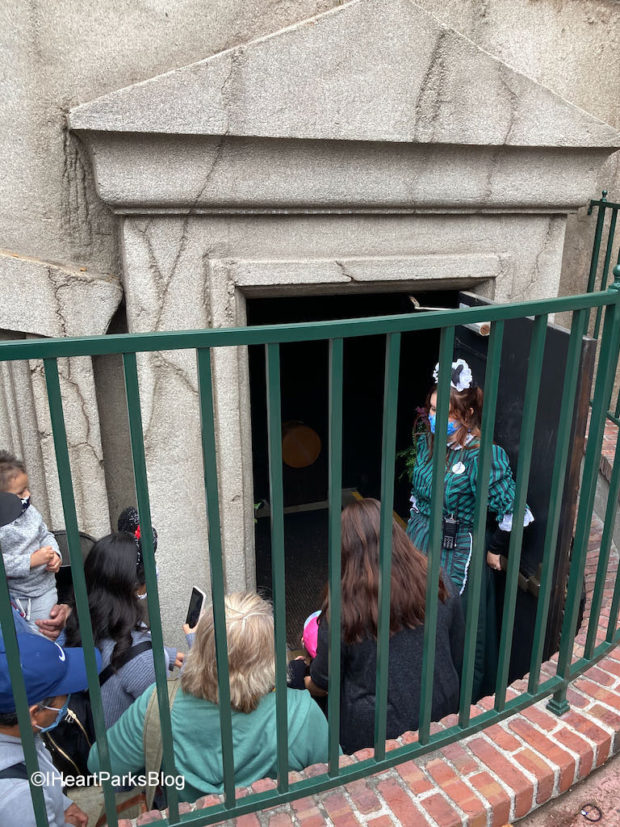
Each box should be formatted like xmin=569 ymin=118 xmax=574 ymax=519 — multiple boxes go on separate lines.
xmin=185 ymin=586 xmax=206 ymax=628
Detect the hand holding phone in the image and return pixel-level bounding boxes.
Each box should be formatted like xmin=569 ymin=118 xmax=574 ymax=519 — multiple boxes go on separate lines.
xmin=186 ymin=586 xmax=206 ymax=629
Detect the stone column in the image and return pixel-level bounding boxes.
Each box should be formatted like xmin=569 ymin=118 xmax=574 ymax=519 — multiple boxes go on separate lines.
xmin=0 ymin=252 xmax=122 ymax=536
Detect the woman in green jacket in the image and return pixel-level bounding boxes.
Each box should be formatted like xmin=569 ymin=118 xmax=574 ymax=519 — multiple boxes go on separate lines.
xmin=88 ymin=591 xmax=329 ymax=801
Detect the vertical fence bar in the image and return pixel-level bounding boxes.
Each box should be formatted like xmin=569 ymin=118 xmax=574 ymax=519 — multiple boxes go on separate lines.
xmin=606 ymin=517 xmax=620 ymax=640
xmin=265 ymin=343 xmax=289 ymax=793
xmin=607 ymin=298 xmax=620 ymax=639
xmin=458 ymin=321 xmax=504 ymax=726
xmin=593 ymin=208 xmax=618 ymax=339
xmin=374 ymin=333 xmax=401 ymax=760
xmin=0 ymin=555 xmax=48 ymax=826
xmin=196 ymin=348 xmax=235 ymax=805
xmin=586 ymin=430 xmax=620 ymax=657
xmin=327 ymin=339 xmax=343 ymax=776
xmin=44 ymin=357 xmax=119 ymax=825
xmin=418 ymin=327 xmax=455 ymax=744
xmin=549 ymin=275 xmax=620 ymax=714
xmin=122 ymin=353 xmax=180 ymax=823
xmin=494 ymin=316 xmax=547 ymax=711
xmin=586 ymin=192 xmax=608 ymax=296
xmin=528 ymin=309 xmax=588 ymax=692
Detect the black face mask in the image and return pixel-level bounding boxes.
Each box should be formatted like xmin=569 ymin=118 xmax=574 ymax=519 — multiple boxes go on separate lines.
xmin=20 ymin=496 xmax=30 ymax=513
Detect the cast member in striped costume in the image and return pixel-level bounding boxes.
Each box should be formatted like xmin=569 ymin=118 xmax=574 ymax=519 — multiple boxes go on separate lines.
xmin=406 ymin=359 xmax=533 ymax=698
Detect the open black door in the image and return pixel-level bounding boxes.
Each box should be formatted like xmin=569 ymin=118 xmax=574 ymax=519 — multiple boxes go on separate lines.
xmin=456 ymin=292 xmax=596 ymax=684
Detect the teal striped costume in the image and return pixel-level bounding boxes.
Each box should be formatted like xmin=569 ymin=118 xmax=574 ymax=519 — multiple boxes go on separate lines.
xmin=406 ymin=434 xmax=519 ymax=593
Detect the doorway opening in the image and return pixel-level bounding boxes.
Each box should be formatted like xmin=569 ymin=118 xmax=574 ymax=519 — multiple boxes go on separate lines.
xmin=247 ymin=290 xmax=459 ymax=646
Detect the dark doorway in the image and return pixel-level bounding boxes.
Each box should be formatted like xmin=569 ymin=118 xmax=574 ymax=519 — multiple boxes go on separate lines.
xmin=247 ymin=290 xmax=457 ymax=645
xmin=247 ymin=288 xmax=590 ymax=692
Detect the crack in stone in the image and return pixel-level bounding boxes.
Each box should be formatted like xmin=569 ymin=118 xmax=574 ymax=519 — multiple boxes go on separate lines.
xmin=57 ymin=358 xmax=96 ymax=451
xmin=413 ymin=28 xmax=448 ymax=143
xmin=225 ymin=271 xmax=238 ymax=326
xmin=334 ymin=260 xmax=355 ymax=281
xmin=60 ymin=121 xmax=93 ymax=254
xmin=143 ymin=362 xmax=162 ymax=450
xmin=482 ymin=148 xmax=502 ymax=202
xmin=142 ymin=353 xmax=198 ymax=448
xmin=201 ymin=248 xmax=217 ymax=328
xmin=220 ymin=49 xmax=244 ymax=135
xmin=46 ymin=267 xmax=69 ymax=337
xmin=149 ymin=138 xmax=227 ymax=334
xmin=498 ymin=63 xmax=519 ymax=146
xmin=124 ymin=55 xmax=239 ymax=463
xmin=528 ymin=218 xmax=558 ymax=300
xmin=156 ymin=352 xmax=198 ymax=397
xmin=69 ymin=440 xmax=104 ymax=465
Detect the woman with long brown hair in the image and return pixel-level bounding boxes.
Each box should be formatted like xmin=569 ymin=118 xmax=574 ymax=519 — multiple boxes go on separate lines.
xmin=305 ymin=498 xmax=464 ymax=754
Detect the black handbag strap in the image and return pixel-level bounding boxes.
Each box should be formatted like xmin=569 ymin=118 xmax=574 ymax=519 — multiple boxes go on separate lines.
xmin=0 ymin=762 xmax=28 ymax=780
xmin=99 ymin=640 xmax=153 ymax=687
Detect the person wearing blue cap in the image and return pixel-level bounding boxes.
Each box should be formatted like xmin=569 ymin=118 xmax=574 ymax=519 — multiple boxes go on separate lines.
xmin=0 ymin=631 xmax=102 ymax=826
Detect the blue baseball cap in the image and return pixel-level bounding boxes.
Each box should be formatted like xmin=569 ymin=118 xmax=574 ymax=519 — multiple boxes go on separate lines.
xmin=0 ymin=633 xmax=102 ymax=712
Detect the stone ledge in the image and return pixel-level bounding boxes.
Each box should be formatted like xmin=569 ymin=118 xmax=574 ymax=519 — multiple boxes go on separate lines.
xmin=0 ymin=248 xmax=122 ymax=338
xmin=119 ymin=512 xmax=619 ymax=826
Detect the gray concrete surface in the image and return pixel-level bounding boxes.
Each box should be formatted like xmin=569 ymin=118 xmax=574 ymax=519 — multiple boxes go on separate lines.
xmin=516 ymin=751 xmax=620 ymax=825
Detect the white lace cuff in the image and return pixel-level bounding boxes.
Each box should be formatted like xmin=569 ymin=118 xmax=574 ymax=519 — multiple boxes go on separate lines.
xmin=499 ymin=506 xmax=534 ymax=531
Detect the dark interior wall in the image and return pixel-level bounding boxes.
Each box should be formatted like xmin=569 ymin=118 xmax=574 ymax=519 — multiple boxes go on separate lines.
xmin=247 ymin=289 xmax=456 ymax=643
xmin=246 ymin=291 xmax=457 ymax=519
xmin=92 ymin=300 xmax=135 ymax=531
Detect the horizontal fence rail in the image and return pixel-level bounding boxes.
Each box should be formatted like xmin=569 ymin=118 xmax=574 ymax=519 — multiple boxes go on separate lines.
xmin=0 ymin=291 xmax=616 ymax=362
xmin=1 ymin=282 xmax=620 ymax=826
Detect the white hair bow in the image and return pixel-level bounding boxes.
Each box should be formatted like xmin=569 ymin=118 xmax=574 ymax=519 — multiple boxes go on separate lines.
xmin=432 ymin=358 xmax=473 ymax=392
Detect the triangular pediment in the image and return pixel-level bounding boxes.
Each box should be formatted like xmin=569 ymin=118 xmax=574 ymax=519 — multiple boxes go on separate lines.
xmin=70 ymin=0 xmax=618 ymax=148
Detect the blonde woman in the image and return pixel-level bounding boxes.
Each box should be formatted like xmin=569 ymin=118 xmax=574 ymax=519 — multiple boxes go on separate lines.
xmin=87 ymin=592 xmax=329 ymax=800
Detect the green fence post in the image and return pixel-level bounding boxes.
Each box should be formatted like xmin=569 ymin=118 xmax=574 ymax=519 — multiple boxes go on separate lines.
xmin=327 ymin=339 xmax=343 ymax=776
xmin=374 ymin=333 xmax=401 ymax=760
xmin=586 ymin=423 xmax=620 ymax=658
xmin=44 ymin=357 xmax=118 ymax=826
xmin=548 ymin=267 xmax=620 ymax=715
xmin=196 ymin=348 xmax=235 ymax=807
xmin=495 ymin=315 xmax=547 ymax=711
xmin=587 ymin=191 xmax=608 ymax=295
xmin=593 ymin=208 xmax=618 ymax=339
xmin=265 ymin=343 xmax=289 ymax=794
xmin=418 ymin=329 xmax=454 ymax=744
xmin=122 ymin=353 xmax=180 ymax=824
xmin=459 ymin=320 xmax=504 ymax=726
xmin=0 ymin=557 xmax=48 ymax=826
xmin=528 ymin=309 xmax=588 ymax=692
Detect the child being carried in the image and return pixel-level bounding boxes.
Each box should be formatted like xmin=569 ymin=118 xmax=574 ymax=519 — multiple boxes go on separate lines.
xmin=0 ymin=451 xmax=61 ymax=632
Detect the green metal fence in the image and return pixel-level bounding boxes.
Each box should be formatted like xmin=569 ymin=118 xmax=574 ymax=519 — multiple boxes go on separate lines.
xmin=587 ymin=192 xmax=620 ymax=424
xmin=2 ymin=274 xmax=620 ymax=826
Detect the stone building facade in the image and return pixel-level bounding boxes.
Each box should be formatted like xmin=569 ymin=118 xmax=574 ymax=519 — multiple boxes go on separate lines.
xmin=1 ymin=0 xmax=618 ymax=641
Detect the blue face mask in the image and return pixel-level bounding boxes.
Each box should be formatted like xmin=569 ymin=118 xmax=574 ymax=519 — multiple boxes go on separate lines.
xmin=34 ymin=696 xmax=69 ymax=734
xmin=429 ymin=414 xmax=459 ymax=437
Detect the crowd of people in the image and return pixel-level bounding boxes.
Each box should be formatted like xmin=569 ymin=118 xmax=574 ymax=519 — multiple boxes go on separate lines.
xmin=0 ymin=357 xmax=531 ymax=825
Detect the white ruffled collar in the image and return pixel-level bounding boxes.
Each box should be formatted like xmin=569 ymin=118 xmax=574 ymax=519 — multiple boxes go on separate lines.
xmin=447 ymin=433 xmax=475 ymax=451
